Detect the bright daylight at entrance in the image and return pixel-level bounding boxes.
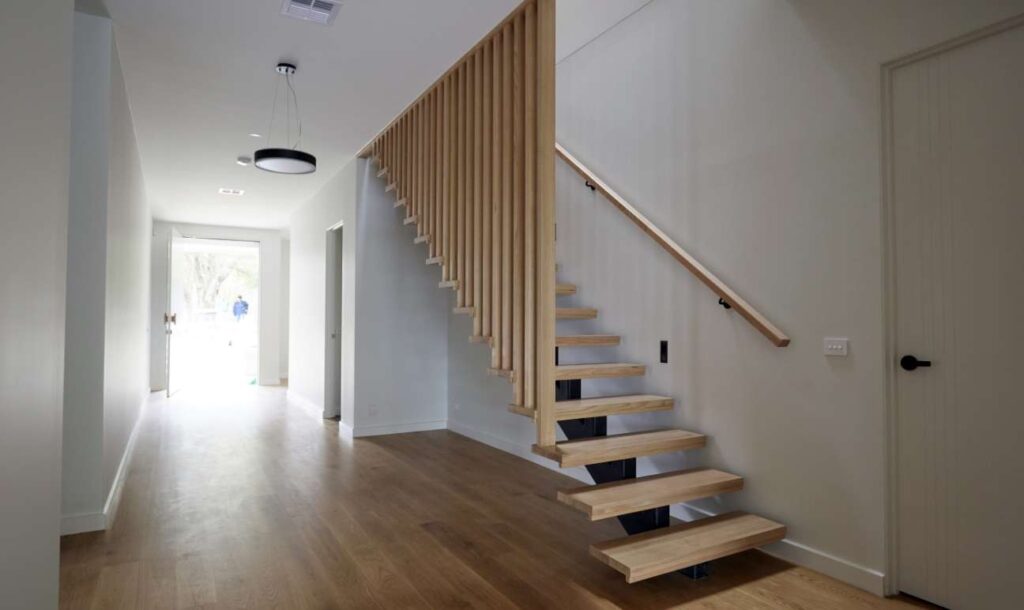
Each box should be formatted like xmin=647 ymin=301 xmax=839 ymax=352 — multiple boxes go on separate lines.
xmin=167 ymin=238 xmax=260 ymax=392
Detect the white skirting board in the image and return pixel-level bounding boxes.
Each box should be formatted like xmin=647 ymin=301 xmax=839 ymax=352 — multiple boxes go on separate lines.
xmin=286 ymin=389 xmax=326 ymax=419
xmin=60 ymin=395 xmax=146 ymax=536
xmin=445 ymin=418 xmax=886 ymax=597
xmin=351 ymin=419 xmax=447 ymax=438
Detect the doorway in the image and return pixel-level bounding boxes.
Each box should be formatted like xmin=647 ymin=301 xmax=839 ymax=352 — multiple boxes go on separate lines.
xmin=324 ymin=225 xmax=343 ymax=419
xmin=885 ymin=16 xmax=1024 ymax=609
xmin=166 ymin=236 xmax=261 ymax=394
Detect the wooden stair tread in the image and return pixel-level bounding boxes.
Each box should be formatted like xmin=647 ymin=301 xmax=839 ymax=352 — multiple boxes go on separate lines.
xmin=403 ymin=215 xmax=417 ymax=225
xmin=556 ymin=334 xmax=620 ymax=347
xmin=557 ymin=307 xmax=597 ymax=320
xmin=558 ymin=468 xmax=742 ymax=520
xmin=554 ymin=394 xmax=672 ymax=420
xmin=426 ymin=256 xmax=444 ymax=265
xmin=414 ymin=235 xmax=430 ymax=244
xmin=453 ymin=306 xmax=474 ymax=315
xmin=394 ymin=198 xmax=406 ymax=208
xmin=590 ymin=512 xmax=786 ymax=583
xmin=554 ymin=363 xmax=645 ymax=380
xmin=439 ymin=280 xmax=459 ymax=289
xmin=533 ymin=429 xmax=705 ymax=467
xmin=556 ymin=282 xmax=577 ymax=296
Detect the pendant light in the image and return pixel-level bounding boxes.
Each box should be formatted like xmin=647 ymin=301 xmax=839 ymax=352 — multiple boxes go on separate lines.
xmin=254 ymin=62 xmax=317 ymax=174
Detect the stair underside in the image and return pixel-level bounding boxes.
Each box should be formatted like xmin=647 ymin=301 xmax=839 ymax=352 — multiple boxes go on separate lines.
xmin=555 ymin=363 xmax=645 ymax=380
xmin=533 ymin=429 xmax=705 ymax=467
xmin=558 ymin=468 xmax=743 ymax=521
xmin=556 ymin=334 xmax=620 ymax=347
xmin=556 ymin=283 xmax=577 ymax=296
xmin=591 ymin=512 xmax=786 ymax=583
xmin=554 ymin=394 xmax=672 ymax=420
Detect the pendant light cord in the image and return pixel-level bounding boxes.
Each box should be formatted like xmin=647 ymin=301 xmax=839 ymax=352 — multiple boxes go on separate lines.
xmin=264 ymin=67 xmax=304 ymax=150
xmin=266 ymin=77 xmax=282 ymax=148
xmin=286 ymin=72 xmax=303 ymax=150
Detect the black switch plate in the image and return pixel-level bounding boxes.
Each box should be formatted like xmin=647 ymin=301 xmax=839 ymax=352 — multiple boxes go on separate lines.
xmin=660 ymin=340 xmax=668 ymax=363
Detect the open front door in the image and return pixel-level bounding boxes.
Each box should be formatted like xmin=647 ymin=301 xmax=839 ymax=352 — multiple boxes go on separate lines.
xmin=166 ymin=228 xmax=187 ymax=397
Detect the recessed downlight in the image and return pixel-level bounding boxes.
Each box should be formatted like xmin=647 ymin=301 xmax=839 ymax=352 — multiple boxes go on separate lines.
xmin=218 ymin=188 xmax=245 ymax=196
xmin=236 ymin=155 xmax=252 ymax=166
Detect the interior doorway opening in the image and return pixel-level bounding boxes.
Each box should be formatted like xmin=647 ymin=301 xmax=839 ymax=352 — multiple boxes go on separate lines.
xmin=324 ymin=224 xmax=343 ymax=419
xmin=167 ymin=236 xmax=261 ymax=394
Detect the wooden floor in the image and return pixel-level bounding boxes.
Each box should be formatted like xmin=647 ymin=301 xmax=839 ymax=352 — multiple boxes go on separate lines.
xmin=60 ymin=387 xmax=932 ymax=609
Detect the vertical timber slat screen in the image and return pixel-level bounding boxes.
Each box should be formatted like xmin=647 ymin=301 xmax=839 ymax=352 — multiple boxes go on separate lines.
xmin=361 ymin=0 xmax=556 ymax=444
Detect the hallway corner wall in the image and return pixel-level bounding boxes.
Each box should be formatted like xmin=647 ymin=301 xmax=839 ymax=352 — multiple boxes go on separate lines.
xmin=61 ymin=10 xmax=153 ymax=536
xmin=0 ymin=0 xmax=74 ymax=606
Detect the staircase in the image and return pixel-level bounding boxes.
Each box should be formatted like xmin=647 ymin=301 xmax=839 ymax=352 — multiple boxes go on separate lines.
xmin=518 ymin=280 xmax=785 ymax=581
xmin=360 ymin=0 xmax=787 ymax=584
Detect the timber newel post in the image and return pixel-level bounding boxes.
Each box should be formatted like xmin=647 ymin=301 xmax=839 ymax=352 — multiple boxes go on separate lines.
xmin=534 ymin=0 xmax=557 ymax=447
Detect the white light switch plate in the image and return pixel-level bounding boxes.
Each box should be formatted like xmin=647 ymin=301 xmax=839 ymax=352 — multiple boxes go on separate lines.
xmin=824 ymin=337 xmax=849 ymax=357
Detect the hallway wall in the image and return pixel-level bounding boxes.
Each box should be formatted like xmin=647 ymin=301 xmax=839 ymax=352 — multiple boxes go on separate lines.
xmin=0 ymin=0 xmax=73 ymax=606
xmin=446 ymin=0 xmax=1024 ymax=596
xmin=61 ymin=11 xmax=153 ymax=536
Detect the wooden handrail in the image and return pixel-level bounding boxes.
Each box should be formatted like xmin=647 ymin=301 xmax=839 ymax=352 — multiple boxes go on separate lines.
xmin=555 ymin=143 xmax=790 ymax=347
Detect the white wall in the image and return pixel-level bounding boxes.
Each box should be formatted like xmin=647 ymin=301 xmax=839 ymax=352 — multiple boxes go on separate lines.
xmin=447 ymin=0 xmax=1024 ymax=595
xmin=288 ymin=159 xmax=448 ymax=434
xmin=62 ymin=11 xmax=111 ymax=523
xmin=150 ymin=222 xmax=284 ymax=388
xmin=102 ymin=29 xmax=152 ymax=517
xmin=0 ymin=0 xmax=73 ymax=606
xmin=288 ymin=161 xmax=358 ymax=420
xmin=61 ymin=11 xmax=153 ymax=536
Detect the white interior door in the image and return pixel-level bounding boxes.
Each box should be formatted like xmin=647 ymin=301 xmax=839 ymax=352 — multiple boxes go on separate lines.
xmin=892 ymin=20 xmax=1024 ymax=610
xmin=324 ymin=226 xmax=343 ymax=419
xmin=166 ymin=228 xmax=187 ymax=396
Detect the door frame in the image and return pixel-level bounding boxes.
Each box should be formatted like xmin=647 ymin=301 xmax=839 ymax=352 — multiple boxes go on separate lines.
xmin=879 ymin=12 xmax=1024 ymax=597
xmin=167 ymin=234 xmax=263 ymax=394
xmin=323 ymin=221 xmax=344 ymax=420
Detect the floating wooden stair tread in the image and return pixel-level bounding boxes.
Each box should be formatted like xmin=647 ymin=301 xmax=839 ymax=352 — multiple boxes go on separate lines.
xmin=533 ymin=429 xmax=705 ymax=467
xmin=385 ymin=183 xmax=396 ymax=192
xmin=453 ymin=306 xmax=474 ymax=315
xmin=557 ymin=307 xmax=598 ymax=320
xmin=394 ymin=199 xmax=406 ymax=208
xmin=554 ymin=394 xmax=672 ymax=420
xmin=469 ymin=335 xmax=492 ymax=344
xmin=376 ymin=167 xmax=388 ymax=178
xmin=403 ymin=215 xmax=417 ymax=225
xmin=487 ymin=368 xmax=514 ymax=380
xmin=558 ymin=468 xmax=743 ymax=521
xmin=556 ymin=283 xmax=577 ymax=296
xmin=556 ymin=334 xmax=620 ymax=347
xmin=426 ymin=256 xmax=444 ymax=265
xmin=554 ymin=363 xmax=645 ymax=380
xmin=439 ymin=280 xmax=459 ymax=289
xmin=590 ymin=512 xmax=786 ymax=583
xmin=414 ymin=235 xmax=430 ymax=244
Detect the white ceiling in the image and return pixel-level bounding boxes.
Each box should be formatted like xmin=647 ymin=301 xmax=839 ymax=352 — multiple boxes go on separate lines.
xmin=103 ymin=0 xmax=521 ymax=229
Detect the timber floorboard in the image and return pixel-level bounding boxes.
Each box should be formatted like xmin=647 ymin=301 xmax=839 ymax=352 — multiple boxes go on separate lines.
xmin=60 ymin=387 xmax=934 ymax=609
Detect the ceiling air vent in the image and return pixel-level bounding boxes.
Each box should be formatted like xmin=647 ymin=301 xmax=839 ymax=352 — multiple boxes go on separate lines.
xmin=281 ymin=0 xmax=341 ymax=25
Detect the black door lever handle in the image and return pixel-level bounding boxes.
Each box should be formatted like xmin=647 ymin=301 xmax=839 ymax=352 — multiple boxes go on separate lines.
xmin=900 ymin=355 xmax=932 ymax=371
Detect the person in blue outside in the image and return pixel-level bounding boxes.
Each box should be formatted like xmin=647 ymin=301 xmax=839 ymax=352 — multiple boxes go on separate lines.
xmin=232 ymin=295 xmax=249 ymax=322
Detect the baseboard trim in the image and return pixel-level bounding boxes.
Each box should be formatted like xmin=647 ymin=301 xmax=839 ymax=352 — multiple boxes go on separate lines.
xmin=448 ymin=419 xmax=885 ymax=597
xmin=61 ymin=395 xmax=146 ymax=536
xmin=352 ymin=419 xmax=447 ymax=438
xmin=61 ymin=512 xmax=106 ymax=536
xmin=286 ymin=389 xmax=325 ymax=419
